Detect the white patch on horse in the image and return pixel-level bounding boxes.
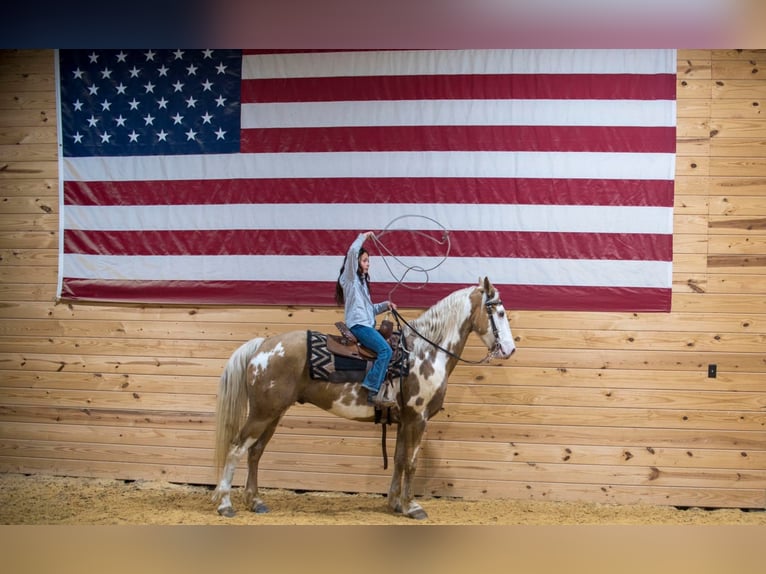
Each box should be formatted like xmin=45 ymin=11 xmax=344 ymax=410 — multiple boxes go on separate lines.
xmin=330 ymin=402 xmax=375 ymax=419
xmin=249 ymin=342 xmax=286 ymax=383
xmin=492 ymin=304 xmax=516 ymax=358
xmin=327 ymin=386 xmax=371 ymax=419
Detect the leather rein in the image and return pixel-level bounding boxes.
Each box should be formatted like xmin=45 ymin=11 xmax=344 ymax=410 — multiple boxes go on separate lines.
xmin=390 ymin=297 xmax=505 ymax=365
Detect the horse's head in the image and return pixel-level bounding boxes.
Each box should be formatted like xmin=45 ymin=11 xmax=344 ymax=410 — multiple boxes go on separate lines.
xmin=473 ymin=277 xmax=516 ymax=360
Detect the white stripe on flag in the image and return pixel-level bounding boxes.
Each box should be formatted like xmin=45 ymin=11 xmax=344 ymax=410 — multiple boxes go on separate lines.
xmin=242 ymin=99 xmax=676 ymax=129
xmin=64 ymin=203 xmax=674 ymax=234
xmin=63 ymin=254 xmax=672 ymax=288
xmin=242 ymin=49 xmax=676 ymax=79
xmin=63 ymin=151 xmax=676 ymax=182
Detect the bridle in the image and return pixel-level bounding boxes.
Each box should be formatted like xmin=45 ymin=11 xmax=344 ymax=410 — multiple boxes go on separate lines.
xmin=483 ymin=297 xmax=506 ymax=360
xmin=391 ymin=295 xmax=506 ymax=365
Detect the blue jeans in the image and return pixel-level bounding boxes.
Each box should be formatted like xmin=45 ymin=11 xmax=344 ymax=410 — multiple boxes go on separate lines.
xmin=350 ymin=325 xmax=392 ymax=393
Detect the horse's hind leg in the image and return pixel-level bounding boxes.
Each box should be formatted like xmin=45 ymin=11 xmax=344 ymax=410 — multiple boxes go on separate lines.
xmin=214 ymin=434 xmax=258 ymax=517
xmin=214 ymin=415 xmax=281 ymax=517
xmin=243 ymin=417 xmax=281 ymax=514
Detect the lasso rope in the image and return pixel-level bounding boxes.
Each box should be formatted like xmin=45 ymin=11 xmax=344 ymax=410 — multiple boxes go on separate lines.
xmin=368 ymin=214 xmax=451 ymax=302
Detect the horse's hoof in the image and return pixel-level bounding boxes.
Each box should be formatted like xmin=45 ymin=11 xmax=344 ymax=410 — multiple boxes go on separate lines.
xmin=407 ymin=508 xmax=428 ymax=520
xmin=251 ymin=502 xmax=269 ymax=514
xmin=217 ymin=506 xmax=236 ymax=518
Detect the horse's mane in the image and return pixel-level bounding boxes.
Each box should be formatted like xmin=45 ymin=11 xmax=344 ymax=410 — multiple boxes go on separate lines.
xmin=409 ymin=285 xmax=476 ymax=344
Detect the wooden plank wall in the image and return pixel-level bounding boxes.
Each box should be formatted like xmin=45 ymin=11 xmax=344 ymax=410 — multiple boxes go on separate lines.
xmin=0 ymin=49 xmax=764 ymax=509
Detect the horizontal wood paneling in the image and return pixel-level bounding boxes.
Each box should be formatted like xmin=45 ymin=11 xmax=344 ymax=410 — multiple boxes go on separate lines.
xmin=0 ymin=49 xmax=764 ymax=512
xmin=4 ymin=422 xmax=765 ymax=469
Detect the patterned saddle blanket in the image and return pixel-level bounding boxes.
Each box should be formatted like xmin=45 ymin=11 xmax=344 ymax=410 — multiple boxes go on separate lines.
xmin=307 ymin=330 xmax=409 ymax=383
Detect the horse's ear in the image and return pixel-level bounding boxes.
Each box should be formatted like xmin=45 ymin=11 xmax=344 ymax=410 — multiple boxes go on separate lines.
xmin=483 ymin=276 xmax=496 ymax=298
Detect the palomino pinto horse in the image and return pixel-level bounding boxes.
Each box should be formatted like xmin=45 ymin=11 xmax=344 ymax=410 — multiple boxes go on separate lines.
xmin=212 ymin=277 xmax=516 ymax=519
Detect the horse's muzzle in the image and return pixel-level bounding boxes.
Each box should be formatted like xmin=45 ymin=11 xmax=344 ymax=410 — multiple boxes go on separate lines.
xmin=499 ymin=342 xmax=516 ymax=359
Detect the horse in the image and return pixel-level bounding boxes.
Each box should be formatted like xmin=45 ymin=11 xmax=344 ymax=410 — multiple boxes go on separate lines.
xmin=212 ymin=276 xmax=516 ymax=520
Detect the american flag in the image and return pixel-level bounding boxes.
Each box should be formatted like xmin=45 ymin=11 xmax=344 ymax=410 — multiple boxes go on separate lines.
xmin=57 ymin=49 xmax=676 ymax=311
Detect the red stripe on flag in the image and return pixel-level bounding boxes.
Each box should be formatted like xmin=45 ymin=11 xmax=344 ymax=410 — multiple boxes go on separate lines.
xmin=63 ymin=178 xmax=674 ymax=207
xmin=240 ymin=125 xmax=675 ymax=154
xmin=241 ymin=74 xmax=676 ymax=103
xmin=64 ymin=229 xmax=672 ymax=261
xmin=60 ymin=278 xmax=671 ymax=312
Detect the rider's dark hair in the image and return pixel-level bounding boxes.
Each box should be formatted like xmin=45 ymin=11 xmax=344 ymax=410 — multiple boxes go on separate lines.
xmin=335 ymin=247 xmax=370 ymax=305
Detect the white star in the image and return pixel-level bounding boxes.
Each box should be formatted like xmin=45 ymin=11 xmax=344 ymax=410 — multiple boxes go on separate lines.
xmin=114 ymin=115 xmax=127 ymax=127
xmin=128 ymin=98 xmax=140 ymax=110
xmin=173 ymin=49 xmax=185 ymax=60
xmin=88 ymin=52 xmax=99 ymax=63
xmin=143 ymin=113 xmax=155 ymax=126
xmin=214 ymin=127 xmax=226 ymax=140
xmin=185 ymin=128 xmax=197 ymax=140
xmin=201 ymin=111 xmax=213 ymax=124
xmin=156 ymin=97 xmax=169 ymax=109
xmin=172 ymin=80 xmax=184 ymax=92
xmin=156 ymin=129 xmax=168 ymax=141
xmin=129 ymin=66 xmax=141 ymax=78
xmin=100 ymin=132 xmax=112 ymax=143
xmin=214 ymin=95 xmax=226 ymax=107
xmin=144 ymin=81 xmax=155 ymax=94
xmin=185 ymin=96 xmax=197 ymax=108
xmin=100 ymin=67 xmax=112 ymax=79
xmin=72 ymin=132 xmax=84 ymax=143
xmin=72 ymin=99 xmax=83 ymax=111
xmin=215 ymin=62 xmax=227 ymax=74
xmin=115 ymin=82 xmax=127 ymax=95
xmin=202 ymin=49 xmax=213 ymax=59
xmin=86 ymin=115 xmax=99 ymax=127
xmin=116 ymin=51 xmax=128 ymax=63
xmin=100 ymin=99 xmax=112 ymax=111
xmin=171 ymin=112 xmax=184 ymax=125
xmin=186 ymin=63 xmax=198 ymax=76
xmin=144 ymin=50 xmax=156 ymax=61
xmin=128 ymin=130 xmax=140 ymax=142
xmin=157 ymin=65 xmax=170 ymax=77
xmin=87 ymin=84 xmax=99 ymax=95
xmin=72 ymin=67 xmax=85 ymax=79
xmin=201 ymin=79 xmax=214 ymax=91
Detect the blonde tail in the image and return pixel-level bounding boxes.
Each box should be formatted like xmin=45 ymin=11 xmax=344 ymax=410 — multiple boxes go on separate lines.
xmin=213 ymin=338 xmax=265 ymax=477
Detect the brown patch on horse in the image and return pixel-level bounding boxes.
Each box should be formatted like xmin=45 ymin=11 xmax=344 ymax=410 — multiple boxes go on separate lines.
xmin=425 ymin=385 xmax=447 ymax=417
xmin=301 ymin=382 xmax=358 ymax=412
xmin=417 ymin=347 xmax=437 ymax=379
xmin=468 ymin=286 xmax=491 ymax=339
xmin=404 ymin=376 xmax=421 ymax=405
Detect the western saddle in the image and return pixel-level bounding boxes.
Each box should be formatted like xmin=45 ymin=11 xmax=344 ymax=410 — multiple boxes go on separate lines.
xmin=328 ymin=320 xmax=395 ymax=361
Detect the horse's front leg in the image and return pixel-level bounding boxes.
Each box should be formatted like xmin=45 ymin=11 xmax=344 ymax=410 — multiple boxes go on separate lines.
xmin=391 ymin=417 xmax=428 ymax=520
xmin=387 ymin=424 xmax=405 ymax=514
xmin=243 ymin=417 xmax=281 ymax=514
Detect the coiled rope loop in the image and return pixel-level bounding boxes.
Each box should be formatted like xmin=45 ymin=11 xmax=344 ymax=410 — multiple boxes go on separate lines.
xmin=368 ymin=214 xmax=451 ymax=301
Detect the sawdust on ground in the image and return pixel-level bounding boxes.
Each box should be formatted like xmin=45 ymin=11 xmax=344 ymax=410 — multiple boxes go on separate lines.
xmin=0 ymin=473 xmax=763 ymax=525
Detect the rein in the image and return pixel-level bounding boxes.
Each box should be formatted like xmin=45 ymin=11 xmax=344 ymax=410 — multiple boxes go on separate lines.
xmin=391 ymin=299 xmax=504 ymax=365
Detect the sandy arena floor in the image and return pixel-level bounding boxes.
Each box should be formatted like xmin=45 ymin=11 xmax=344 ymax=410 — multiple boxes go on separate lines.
xmin=0 ymin=473 xmax=763 ymax=525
